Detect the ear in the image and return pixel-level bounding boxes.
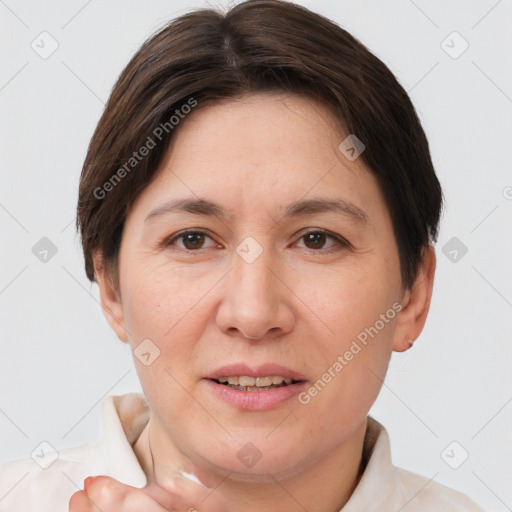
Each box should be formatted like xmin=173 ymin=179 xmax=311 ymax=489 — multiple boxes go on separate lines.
xmin=392 ymin=244 xmax=436 ymax=352
xmin=92 ymin=251 xmax=129 ymax=344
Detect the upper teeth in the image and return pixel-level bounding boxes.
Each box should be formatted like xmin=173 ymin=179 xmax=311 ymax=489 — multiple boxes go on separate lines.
xmin=218 ymin=376 xmax=293 ymax=386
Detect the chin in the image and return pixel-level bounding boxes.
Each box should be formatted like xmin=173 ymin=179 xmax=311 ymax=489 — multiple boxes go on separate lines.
xmin=213 ymin=458 xmax=312 ymax=484
xmin=196 ymin=439 xmax=317 ymax=483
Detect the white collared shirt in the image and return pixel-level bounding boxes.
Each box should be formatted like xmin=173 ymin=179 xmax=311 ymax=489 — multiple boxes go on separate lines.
xmin=0 ymin=392 xmax=485 ymax=511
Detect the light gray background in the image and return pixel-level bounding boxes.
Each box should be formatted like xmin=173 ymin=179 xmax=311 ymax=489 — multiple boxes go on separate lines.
xmin=1 ymin=0 xmax=511 ymax=510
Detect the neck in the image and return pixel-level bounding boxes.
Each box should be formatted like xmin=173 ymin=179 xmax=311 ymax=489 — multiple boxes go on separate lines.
xmin=133 ymin=416 xmax=367 ymax=512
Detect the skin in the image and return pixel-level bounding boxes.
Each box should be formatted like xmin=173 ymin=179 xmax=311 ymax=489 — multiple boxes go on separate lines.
xmin=71 ymin=92 xmax=436 ymax=512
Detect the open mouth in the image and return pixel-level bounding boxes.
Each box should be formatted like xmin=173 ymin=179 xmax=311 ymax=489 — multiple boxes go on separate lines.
xmin=211 ymin=375 xmax=301 ymax=391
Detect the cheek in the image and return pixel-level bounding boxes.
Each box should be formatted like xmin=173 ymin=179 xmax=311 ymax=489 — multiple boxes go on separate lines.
xmin=122 ymin=262 xmax=197 ymax=336
xmin=310 ymin=264 xmax=396 ymax=344
xmin=121 ymin=267 xmax=206 ymax=412
xmin=302 ymin=268 xmax=397 ymax=407
xmin=121 ymin=262 xmax=218 ymax=378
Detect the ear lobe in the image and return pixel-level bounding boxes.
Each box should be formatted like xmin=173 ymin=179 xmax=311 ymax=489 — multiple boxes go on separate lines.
xmin=92 ymin=251 xmax=129 ymax=343
xmin=392 ymin=244 xmax=437 ymax=352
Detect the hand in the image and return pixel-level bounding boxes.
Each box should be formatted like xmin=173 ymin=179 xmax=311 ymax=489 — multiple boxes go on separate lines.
xmin=68 ymin=474 xmax=226 ymax=512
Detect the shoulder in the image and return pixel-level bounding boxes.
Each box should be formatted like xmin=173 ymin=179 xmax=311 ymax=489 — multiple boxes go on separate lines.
xmin=354 ymin=417 xmax=486 ymax=512
xmin=394 ymin=466 xmax=486 ymax=511
xmin=0 ymin=393 xmax=149 ymax=512
xmin=0 ymin=441 xmax=104 ymax=512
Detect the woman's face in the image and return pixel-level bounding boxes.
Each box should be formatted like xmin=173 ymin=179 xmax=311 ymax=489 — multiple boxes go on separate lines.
xmin=98 ymin=92 xmax=430 ymax=481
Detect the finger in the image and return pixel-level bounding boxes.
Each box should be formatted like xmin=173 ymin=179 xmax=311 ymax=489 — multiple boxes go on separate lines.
xmin=82 ymin=474 xmax=227 ymax=512
xmin=68 ymin=490 xmax=93 ymax=512
xmin=83 ymin=476 xmax=197 ymax=512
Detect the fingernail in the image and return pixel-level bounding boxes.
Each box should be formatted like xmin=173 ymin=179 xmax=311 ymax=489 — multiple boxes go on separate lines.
xmin=84 ymin=476 xmax=94 ymax=493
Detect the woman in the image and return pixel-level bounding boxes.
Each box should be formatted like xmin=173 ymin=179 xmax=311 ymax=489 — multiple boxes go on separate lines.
xmin=0 ymin=1 xmax=485 ymax=510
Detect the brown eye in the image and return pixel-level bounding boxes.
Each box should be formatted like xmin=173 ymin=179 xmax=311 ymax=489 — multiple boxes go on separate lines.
xmin=163 ymin=230 xmax=215 ymax=251
xmin=303 ymin=232 xmax=328 ymax=250
xmin=297 ymin=230 xmax=349 ymax=253
xmin=181 ymin=232 xmax=206 ymax=250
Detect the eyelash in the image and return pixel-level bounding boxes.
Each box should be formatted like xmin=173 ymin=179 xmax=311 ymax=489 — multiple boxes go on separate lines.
xmin=160 ymin=229 xmax=351 ymax=254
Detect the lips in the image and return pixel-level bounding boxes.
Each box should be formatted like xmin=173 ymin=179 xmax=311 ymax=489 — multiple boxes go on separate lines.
xmin=203 ymin=363 xmax=308 ymax=410
xmin=219 ymin=376 xmax=293 ymax=388
xmin=204 ymin=363 xmax=307 ymax=382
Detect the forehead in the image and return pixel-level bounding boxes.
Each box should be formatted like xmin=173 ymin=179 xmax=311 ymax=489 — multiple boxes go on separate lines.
xmin=129 ymin=92 xmax=386 ymax=227
xmin=168 ymin=92 xmax=347 ymax=161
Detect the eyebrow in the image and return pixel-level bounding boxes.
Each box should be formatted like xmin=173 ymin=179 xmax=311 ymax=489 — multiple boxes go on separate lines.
xmin=145 ymin=196 xmax=369 ymax=225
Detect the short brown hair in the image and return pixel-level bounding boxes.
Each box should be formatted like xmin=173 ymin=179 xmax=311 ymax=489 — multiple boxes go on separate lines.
xmin=77 ymin=0 xmax=442 ymax=292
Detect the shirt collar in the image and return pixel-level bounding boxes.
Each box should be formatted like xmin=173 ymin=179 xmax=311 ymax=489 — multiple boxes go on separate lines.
xmin=100 ymin=392 xmax=150 ymax=487
xmin=341 ymin=416 xmax=400 ymax=511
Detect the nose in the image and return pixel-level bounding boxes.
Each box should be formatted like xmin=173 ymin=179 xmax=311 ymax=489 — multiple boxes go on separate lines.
xmin=215 ymin=242 xmax=295 ymax=340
